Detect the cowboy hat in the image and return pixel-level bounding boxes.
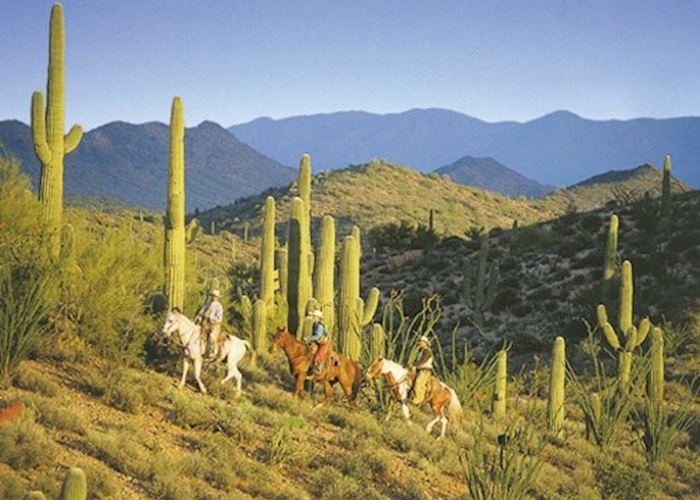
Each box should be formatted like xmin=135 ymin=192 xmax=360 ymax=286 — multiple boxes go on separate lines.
xmin=209 ymin=289 xmax=221 ymax=298
xmin=311 ymin=309 xmax=323 ymax=319
xmin=419 ymin=336 xmax=430 ymax=344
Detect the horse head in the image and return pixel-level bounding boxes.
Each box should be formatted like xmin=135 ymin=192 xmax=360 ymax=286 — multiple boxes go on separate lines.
xmin=366 ymin=357 xmax=385 ymax=379
xmin=161 ymin=308 xmax=181 ymax=339
xmin=270 ymin=327 xmax=291 ymax=353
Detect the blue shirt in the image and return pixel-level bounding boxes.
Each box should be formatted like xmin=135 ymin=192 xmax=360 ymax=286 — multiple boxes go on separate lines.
xmin=309 ymin=322 xmax=328 ymax=342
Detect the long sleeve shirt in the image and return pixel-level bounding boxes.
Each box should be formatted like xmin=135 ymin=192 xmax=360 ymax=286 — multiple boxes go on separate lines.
xmin=415 ymin=347 xmax=434 ymax=370
xmin=198 ymin=300 xmax=224 ymax=324
xmin=309 ymin=322 xmax=328 ymax=342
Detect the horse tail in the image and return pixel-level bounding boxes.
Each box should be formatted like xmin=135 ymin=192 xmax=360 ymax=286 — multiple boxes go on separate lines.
xmin=243 ymin=340 xmax=256 ymax=366
xmin=447 ymin=387 xmax=463 ymax=428
xmin=351 ymin=362 xmax=362 ymax=402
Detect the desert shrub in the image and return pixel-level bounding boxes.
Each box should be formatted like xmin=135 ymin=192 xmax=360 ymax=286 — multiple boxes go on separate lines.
xmin=147 ymin=452 xmax=202 ymax=500
xmin=0 ymin=467 xmax=25 ymax=498
xmin=84 ymin=428 xmax=150 ymax=479
xmin=368 ymin=221 xmax=438 ymax=252
xmin=311 ymin=465 xmax=364 ymax=499
xmin=580 ymin=213 xmax=603 ymax=233
xmin=510 ymin=226 xmax=557 ymax=251
xmin=596 ymin=455 xmax=657 ymax=499
xmin=21 ymin=393 xmax=85 ymax=434
xmin=0 ymin=412 xmax=55 ymax=469
xmin=12 ymin=365 xmax=60 ymax=396
xmin=79 ymin=461 xmax=120 ymax=499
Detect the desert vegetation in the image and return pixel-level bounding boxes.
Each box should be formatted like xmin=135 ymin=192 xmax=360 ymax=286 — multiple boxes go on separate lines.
xmin=1 ymin=3 xmax=698 ymax=500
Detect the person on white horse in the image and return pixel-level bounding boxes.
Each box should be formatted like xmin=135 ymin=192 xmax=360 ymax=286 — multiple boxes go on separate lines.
xmin=196 ymin=289 xmax=224 ymax=360
xmin=410 ymin=335 xmax=434 ymax=405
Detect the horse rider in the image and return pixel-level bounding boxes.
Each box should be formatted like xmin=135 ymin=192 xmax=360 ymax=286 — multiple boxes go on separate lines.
xmin=410 ymin=335 xmax=434 ymax=405
xmin=196 ymin=289 xmax=224 ymax=360
xmin=307 ymin=310 xmax=330 ymax=373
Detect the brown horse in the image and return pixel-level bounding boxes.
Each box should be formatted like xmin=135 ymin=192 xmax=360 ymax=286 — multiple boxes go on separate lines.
xmin=270 ymin=329 xmax=361 ymax=404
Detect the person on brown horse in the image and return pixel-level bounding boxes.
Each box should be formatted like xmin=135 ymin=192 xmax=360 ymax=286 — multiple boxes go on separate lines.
xmin=307 ymin=309 xmax=331 ymax=374
xmin=410 ymin=335 xmax=435 ymax=405
xmin=196 ymin=289 xmax=224 ymax=360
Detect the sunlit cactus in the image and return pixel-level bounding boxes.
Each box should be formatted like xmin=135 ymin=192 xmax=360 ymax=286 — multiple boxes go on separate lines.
xmin=164 ymin=97 xmax=186 ymax=310
xmin=548 ymin=336 xmax=565 ymax=435
xmin=493 ymin=350 xmax=507 ymax=419
xmin=370 ymin=323 xmax=386 ymax=361
xmin=662 ymin=154 xmax=672 ymax=210
xmin=287 ymin=197 xmax=312 ymax=336
xmin=260 ymin=196 xmax=276 ymax=306
xmin=31 ymin=4 xmax=83 ymax=256
xmin=314 ymin=215 xmax=336 ymax=337
xmin=252 ymin=299 xmax=268 ymax=352
xmin=59 ymin=467 xmax=87 ymax=500
xmin=648 ymin=327 xmax=664 ymax=404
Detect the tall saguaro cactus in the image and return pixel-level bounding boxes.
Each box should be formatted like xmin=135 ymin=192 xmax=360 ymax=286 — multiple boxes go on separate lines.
xmin=31 ymin=4 xmax=83 ymax=255
xmin=164 ymin=97 xmax=186 ymax=310
xmin=548 ymin=337 xmax=566 ymax=435
xmin=648 ymin=327 xmax=664 ymax=404
xmin=493 ymin=350 xmax=507 ymax=419
xmin=463 ymin=232 xmax=498 ymax=327
xmin=597 ymin=260 xmax=651 ymax=391
xmin=661 ymin=154 xmax=672 ymax=211
xmin=260 ymin=196 xmax=276 ymax=306
xmin=287 ymin=197 xmax=312 ymax=336
xmin=601 ymin=214 xmax=619 ymax=301
xmin=59 ymin=467 xmax=87 ymax=500
xmin=252 ymin=299 xmax=268 ymax=352
xmin=314 ymin=215 xmax=336 ymax=336
xmin=339 ymin=233 xmax=380 ymax=360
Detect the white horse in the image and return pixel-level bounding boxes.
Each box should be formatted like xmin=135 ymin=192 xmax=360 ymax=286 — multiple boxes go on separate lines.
xmin=161 ymin=309 xmax=252 ymax=395
xmin=366 ymin=357 xmax=462 ymax=439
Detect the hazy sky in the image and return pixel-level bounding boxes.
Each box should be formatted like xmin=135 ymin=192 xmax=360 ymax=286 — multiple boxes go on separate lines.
xmin=2 ymin=0 xmax=699 ymax=129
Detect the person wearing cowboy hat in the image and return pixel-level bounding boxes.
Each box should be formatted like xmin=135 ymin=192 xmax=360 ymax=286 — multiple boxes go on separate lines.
xmin=410 ymin=335 xmax=434 ymax=405
xmin=307 ymin=309 xmax=330 ymax=373
xmin=196 ymin=289 xmax=224 ymax=360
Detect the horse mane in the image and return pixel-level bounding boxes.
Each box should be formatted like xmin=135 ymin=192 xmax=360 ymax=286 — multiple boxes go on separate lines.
xmin=383 ymin=358 xmax=407 ymax=375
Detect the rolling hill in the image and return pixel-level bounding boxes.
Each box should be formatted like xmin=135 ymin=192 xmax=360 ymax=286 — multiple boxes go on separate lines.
xmin=230 ymin=108 xmax=700 ymax=187
xmin=0 ymin=119 xmax=296 ymax=211
xmin=434 ymin=155 xmax=553 ymax=197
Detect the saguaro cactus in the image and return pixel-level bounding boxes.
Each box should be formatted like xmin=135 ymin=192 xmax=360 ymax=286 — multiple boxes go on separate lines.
xmin=260 ymin=196 xmax=276 ymax=306
xmin=298 ymin=153 xmax=312 ymax=229
xmin=164 ymin=97 xmax=186 ymax=310
xmin=463 ymin=232 xmax=498 ymax=327
xmin=648 ymin=327 xmax=664 ymax=404
xmin=601 ymin=214 xmax=619 ymax=301
xmin=252 ymin=299 xmax=268 ymax=352
xmin=287 ymin=198 xmax=312 ymax=336
xmin=661 ymin=154 xmax=672 ymax=209
xmin=548 ymin=337 xmax=566 ymax=435
xmin=597 ymin=260 xmax=651 ymax=391
xmin=370 ymin=323 xmax=386 ymax=361
xmin=314 ymin=215 xmax=336 ymax=336
xmin=59 ymin=467 xmax=87 ymax=500
xmin=31 ymin=4 xmax=83 ymax=255
xmin=276 ymin=246 xmax=288 ymax=302
xmin=493 ymin=350 xmax=507 ymax=419
xmin=339 ymin=233 xmax=379 ymax=361
xmin=240 ymin=294 xmax=253 ymax=335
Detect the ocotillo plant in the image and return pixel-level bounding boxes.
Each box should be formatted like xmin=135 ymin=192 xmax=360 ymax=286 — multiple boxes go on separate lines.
xmin=314 ymin=215 xmax=336 ymax=336
xmin=31 ymin=4 xmax=83 ymax=256
xmin=548 ymin=337 xmax=566 ymax=435
xmin=339 ymin=232 xmax=380 ymax=361
xmin=597 ymin=260 xmax=651 ymax=391
xmin=493 ymin=350 xmax=507 ymax=419
xmin=260 ymin=196 xmax=276 ymax=306
xmin=164 ymin=97 xmax=186 ymax=310
xmin=661 ymin=154 xmax=672 ymax=211
xmin=463 ymin=232 xmax=498 ymax=328
xmin=287 ymin=197 xmax=312 ymax=336
xmin=601 ymin=214 xmax=619 ymax=302
xmin=59 ymin=467 xmax=87 ymax=500
xmin=648 ymin=327 xmax=664 ymax=404
xmin=252 ymin=299 xmax=268 ymax=352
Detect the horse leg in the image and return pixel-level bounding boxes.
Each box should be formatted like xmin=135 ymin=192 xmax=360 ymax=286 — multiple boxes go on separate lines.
xmin=232 ymin=368 xmax=243 ymax=396
xmin=178 ymin=359 xmax=189 ymax=389
xmin=384 ymin=399 xmax=394 ymax=422
xmin=322 ymin=381 xmax=334 ymax=403
xmin=194 ymin=356 xmax=207 ymax=394
xmin=294 ymin=373 xmax=306 ymax=398
xmin=439 ymin=416 xmax=448 ymax=440
xmin=426 ymin=415 xmax=440 ymax=435
xmin=400 ymin=401 xmax=411 ymax=420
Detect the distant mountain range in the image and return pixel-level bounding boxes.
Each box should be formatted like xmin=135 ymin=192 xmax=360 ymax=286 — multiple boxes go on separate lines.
xmin=0 ymin=119 xmax=296 ymax=211
xmin=434 ymin=156 xmax=553 ymax=197
xmin=230 ymin=108 xmax=700 ymax=187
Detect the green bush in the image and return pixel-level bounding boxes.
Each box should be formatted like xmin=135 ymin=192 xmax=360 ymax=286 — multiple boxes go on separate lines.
xmin=596 ymin=456 xmax=656 ymax=499
xmin=13 ymin=365 xmax=60 ymax=396
xmin=0 ymin=413 xmax=55 ymax=470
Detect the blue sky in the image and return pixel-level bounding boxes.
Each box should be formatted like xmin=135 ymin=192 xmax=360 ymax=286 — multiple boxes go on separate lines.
xmin=1 ymin=0 xmax=699 ymax=129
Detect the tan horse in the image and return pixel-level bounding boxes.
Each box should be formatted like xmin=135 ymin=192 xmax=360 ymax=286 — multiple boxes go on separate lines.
xmin=270 ymin=329 xmax=361 ymax=404
xmin=366 ymin=357 xmax=462 ymax=438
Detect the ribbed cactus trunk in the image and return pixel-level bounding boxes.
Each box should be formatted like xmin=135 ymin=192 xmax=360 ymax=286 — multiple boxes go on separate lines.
xmin=648 ymin=327 xmax=664 ymax=404
xmin=493 ymin=350 xmax=507 ymax=419
xmin=339 ymin=231 xmax=380 ymax=361
xmin=370 ymin=323 xmax=386 ymax=361
xmin=287 ymin=198 xmax=311 ymax=337
xmin=164 ymin=97 xmax=186 ymax=311
xmin=260 ymin=196 xmax=276 ymax=306
xmin=619 ymin=260 xmax=633 ymax=335
xmin=314 ymin=215 xmax=336 ymax=337
xmin=662 ymin=154 xmax=672 ymax=210
xmin=31 ymin=4 xmax=83 ymax=256
xmin=602 ymin=214 xmax=618 ymax=301
xmin=548 ymin=337 xmax=565 ymax=436
xmin=59 ymin=467 xmax=87 ymax=500
xmin=298 ymin=154 xmax=314 ymax=300
xmin=240 ymin=295 xmax=253 ymax=335
xmin=276 ymin=246 xmax=288 ymax=301
xmin=252 ymin=299 xmax=268 ymax=352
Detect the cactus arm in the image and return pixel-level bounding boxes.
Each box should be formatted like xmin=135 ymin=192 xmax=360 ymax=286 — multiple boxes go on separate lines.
xmin=635 ymin=317 xmax=651 ymax=348
xmin=602 ymin=323 xmax=621 ymax=351
xmin=31 ymin=91 xmax=51 ymax=165
xmin=361 ymin=287 xmax=380 ymax=325
xmin=185 ymin=218 xmax=200 ymax=244
xmin=623 ymin=326 xmax=638 ymax=352
xmin=618 ymin=260 xmax=633 ymax=336
xmin=63 ymin=124 xmax=83 ymax=154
